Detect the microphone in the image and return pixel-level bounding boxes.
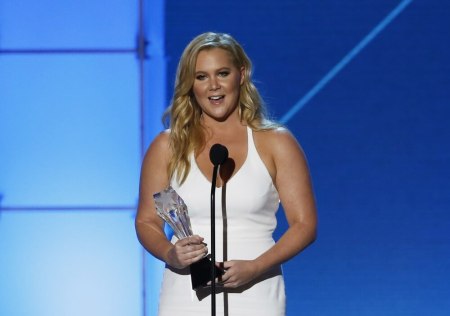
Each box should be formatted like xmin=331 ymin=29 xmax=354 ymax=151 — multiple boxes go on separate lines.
xmin=209 ymin=143 xmax=228 ymax=316
xmin=209 ymin=143 xmax=228 ymax=166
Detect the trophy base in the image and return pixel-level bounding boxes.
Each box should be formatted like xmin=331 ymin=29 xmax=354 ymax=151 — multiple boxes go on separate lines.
xmin=190 ymin=256 xmax=225 ymax=290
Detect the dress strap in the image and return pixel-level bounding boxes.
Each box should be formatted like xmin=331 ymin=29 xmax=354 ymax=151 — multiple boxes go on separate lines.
xmin=247 ymin=126 xmax=257 ymax=158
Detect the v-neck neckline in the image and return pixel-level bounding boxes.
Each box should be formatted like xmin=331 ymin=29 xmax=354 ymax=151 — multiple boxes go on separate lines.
xmin=193 ymin=127 xmax=250 ymax=188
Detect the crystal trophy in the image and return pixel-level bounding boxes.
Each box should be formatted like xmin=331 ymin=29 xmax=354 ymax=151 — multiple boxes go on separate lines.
xmin=153 ymin=185 xmax=224 ymax=290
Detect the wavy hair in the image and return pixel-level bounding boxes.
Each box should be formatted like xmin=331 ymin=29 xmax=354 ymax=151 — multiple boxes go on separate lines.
xmin=164 ymin=32 xmax=279 ymax=184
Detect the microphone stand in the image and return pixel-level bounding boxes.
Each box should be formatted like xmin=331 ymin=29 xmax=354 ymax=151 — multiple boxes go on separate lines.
xmin=210 ymin=163 xmax=219 ymax=316
xmin=209 ymin=143 xmax=228 ymax=316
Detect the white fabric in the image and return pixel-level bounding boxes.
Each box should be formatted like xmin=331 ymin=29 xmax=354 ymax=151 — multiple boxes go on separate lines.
xmin=158 ymin=127 xmax=286 ymax=316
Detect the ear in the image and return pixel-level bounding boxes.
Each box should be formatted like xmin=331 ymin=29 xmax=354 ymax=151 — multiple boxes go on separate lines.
xmin=240 ymin=66 xmax=245 ymax=85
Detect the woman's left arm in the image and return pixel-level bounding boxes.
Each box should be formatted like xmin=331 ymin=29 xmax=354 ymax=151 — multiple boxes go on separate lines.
xmin=221 ymin=128 xmax=317 ymax=288
xmin=255 ymin=128 xmax=317 ymax=270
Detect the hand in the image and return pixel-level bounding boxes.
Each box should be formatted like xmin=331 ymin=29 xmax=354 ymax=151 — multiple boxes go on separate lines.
xmin=166 ymin=235 xmax=208 ymax=269
xmin=220 ymin=260 xmax=260 ymax=288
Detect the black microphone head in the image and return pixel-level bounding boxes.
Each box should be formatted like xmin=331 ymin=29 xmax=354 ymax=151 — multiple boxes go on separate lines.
xmin=209 ymin=144 xmax=229 ymax=166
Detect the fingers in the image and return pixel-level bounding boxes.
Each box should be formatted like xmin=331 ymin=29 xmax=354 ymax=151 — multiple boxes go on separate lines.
xmin=177 ymin=235 xmax=204 ymax=246
xmin=222 ymin=260 xmax=233 ymax=270
xmin=168 ymin=235 xmax=208 ymax=269
xmin=189 ymin=245 xmax=208 ymax=261
xmin=176 ymin=242 xmax=207 ymax=257
xmin=185 ymin=249 xmax=207 ymax=265
xmin=219 ymin=261 xmax=233 ymax=283
xmin=220 ymin=260 xmax=255 ymax=289
xmin=189 ymin=235 xmax=205 ymax=244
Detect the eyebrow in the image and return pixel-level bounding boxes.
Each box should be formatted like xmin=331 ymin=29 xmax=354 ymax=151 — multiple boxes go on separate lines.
xmin=194 ymin=67 xmax=232 ymax=74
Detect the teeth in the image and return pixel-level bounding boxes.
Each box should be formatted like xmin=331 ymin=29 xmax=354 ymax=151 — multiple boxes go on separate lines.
xmin=209 ymin=96 xmax=223 ymax=100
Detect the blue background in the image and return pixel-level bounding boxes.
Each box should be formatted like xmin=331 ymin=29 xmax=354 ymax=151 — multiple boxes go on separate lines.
xmin=1 ymin=0 xmax=449 ymax=315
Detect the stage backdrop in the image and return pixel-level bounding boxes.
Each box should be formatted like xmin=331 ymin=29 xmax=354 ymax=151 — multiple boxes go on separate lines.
xmin=1 ymin=0 xmax=449 ymax=315
xmin=0 ymin=0 xmax=166 ymax=315
xmin=164 ymin=1 xmax=450 ymax=315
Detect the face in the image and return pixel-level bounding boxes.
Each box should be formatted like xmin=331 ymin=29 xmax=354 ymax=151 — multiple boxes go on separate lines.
xmin=192 ymin=48 xmax=244 ymax=123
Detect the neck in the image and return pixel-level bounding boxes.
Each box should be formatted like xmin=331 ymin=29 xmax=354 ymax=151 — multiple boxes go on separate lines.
xmin=201 ymin=112 xmax=243 ymax=133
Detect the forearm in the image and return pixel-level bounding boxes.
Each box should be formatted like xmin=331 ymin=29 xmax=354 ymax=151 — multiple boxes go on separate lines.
xmin=135 ymin=219 xmax=174 ymax=263
xmin=253 ymin=222 xmax=316 ymax=275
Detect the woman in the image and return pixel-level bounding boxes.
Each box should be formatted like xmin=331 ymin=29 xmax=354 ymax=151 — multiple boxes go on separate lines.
xmin=135 ymin=32 xmax=317 ymax=315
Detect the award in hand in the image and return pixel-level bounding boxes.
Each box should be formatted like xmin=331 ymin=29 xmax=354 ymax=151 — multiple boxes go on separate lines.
xmin=153 ymin=185 xmax=224 ymax=290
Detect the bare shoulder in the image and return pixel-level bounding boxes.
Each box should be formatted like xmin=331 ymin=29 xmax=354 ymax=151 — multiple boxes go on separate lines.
xmin=254 ymin=127 xmax=310 ymax=186
xmin=140 ymin=130 xmax=171 ymax=184
xmin=253 ymin=127 xmax=306 ymax=181
xmin=144 ymin=130 xmax=171 ymax=162
xmin=149 ymin=129 xmax=171 ymax=150
xmin=254 ymin=127 xmax=304 ymax=157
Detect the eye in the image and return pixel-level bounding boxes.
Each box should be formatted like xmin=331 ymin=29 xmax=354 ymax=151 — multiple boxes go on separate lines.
xmin=195 ymin=74 xmax=207 ymax=80
xmin=218 ymin=71 xmax=230 ymax=77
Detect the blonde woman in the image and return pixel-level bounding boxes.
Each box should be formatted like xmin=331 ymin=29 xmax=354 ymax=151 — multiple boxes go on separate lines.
xmin=135 ymin=32 xmax=317 ymax=316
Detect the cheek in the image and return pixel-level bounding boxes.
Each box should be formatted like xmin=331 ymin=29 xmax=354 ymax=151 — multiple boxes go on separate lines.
xmin=231 ymin=78 xmax=242 ymax=93
xmin=234 ymin=75 xmax=243 ymax=89
xmin=192 ymin=84 xmax=204 ymax=99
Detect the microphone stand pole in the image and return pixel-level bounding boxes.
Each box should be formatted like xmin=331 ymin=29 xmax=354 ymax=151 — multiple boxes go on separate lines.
xmin=210 ymin=163 xmax=219 ymax=316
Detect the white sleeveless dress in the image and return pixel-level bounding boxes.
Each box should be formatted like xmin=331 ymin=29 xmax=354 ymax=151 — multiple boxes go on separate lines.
xmin=158 ymin=127 xmax=286 ymax=316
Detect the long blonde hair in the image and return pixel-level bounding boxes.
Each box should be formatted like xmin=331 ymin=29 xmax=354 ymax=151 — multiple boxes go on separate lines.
xmin=165 ymin=32 xmax=278 ymax=184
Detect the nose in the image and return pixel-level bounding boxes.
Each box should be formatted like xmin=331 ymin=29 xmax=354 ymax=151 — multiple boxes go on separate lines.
xmin=209 ymin=77 xmax=220 ymax=90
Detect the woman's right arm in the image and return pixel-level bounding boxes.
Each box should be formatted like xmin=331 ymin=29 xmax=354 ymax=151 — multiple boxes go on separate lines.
xmin=135 ymin=132 xmax=207 ymax=269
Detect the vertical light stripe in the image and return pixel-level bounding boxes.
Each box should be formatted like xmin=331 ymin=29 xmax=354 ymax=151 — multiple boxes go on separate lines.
xmin=142 ymin=0 xmax=167 ymax=316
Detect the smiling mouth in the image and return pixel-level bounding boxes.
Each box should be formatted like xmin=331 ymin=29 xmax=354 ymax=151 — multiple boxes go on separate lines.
xmin=208 ymin=95 xmax=224 ymax=101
